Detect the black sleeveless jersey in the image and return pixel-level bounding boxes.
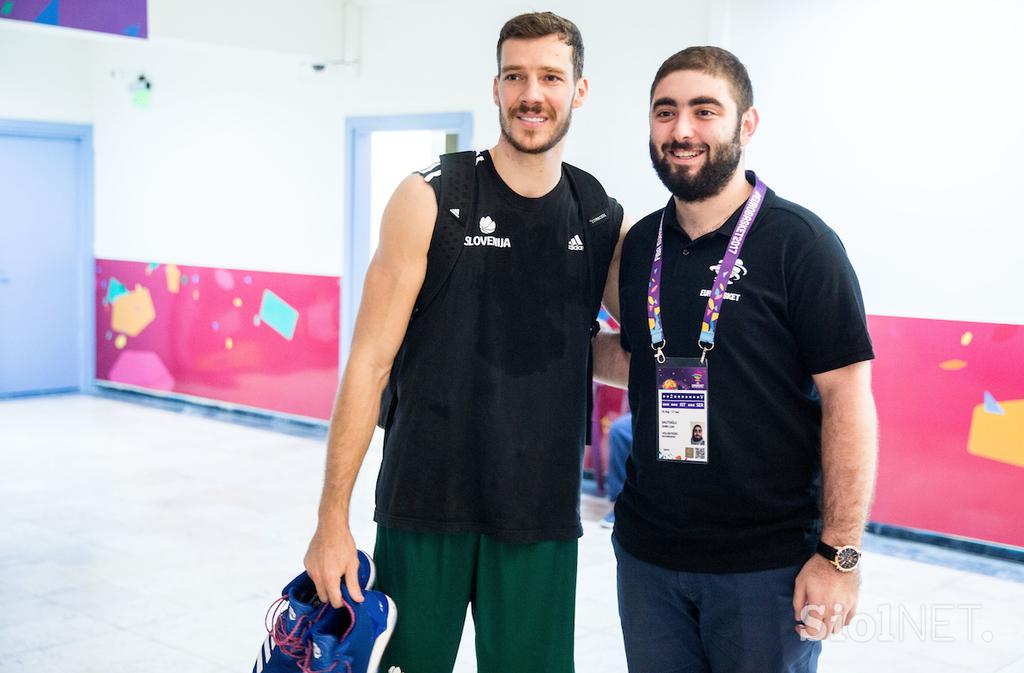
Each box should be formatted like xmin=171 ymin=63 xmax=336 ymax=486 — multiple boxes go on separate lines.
xmin=374 ymin=151 xmax=622 ymax=542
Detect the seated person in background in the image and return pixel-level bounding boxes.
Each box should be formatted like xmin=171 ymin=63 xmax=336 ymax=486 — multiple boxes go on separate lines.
xmin=602 ymin=412 xmax=632 ymax=528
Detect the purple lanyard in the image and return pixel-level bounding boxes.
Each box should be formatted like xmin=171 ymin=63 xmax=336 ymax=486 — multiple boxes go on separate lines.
xmin=647 ymin=174 xmax=767 ymax=363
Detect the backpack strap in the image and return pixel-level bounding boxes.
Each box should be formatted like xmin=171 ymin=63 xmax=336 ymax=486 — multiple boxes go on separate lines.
xmin=412 ymin=150 xmax=478 ymax=318
xmin=563 ymin=162 xmax=612 ymax=230
xmin=378 ymin=150 xmax=478 ymax=429
xmin=563 ymin=163 xmax=620 ymax=447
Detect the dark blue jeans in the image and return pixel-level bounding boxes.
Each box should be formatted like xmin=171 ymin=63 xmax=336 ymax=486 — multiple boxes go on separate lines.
xmin=614 ymin=536 xmax=820 ymax=673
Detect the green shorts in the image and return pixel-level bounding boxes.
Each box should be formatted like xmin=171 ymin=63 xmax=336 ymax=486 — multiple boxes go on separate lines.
xmin=374 ymin=525 xmax=578 ymax=673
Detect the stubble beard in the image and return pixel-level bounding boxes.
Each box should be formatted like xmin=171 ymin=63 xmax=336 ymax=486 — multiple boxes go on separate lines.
xmin=499 ymin=101 xmax=573 ymax=155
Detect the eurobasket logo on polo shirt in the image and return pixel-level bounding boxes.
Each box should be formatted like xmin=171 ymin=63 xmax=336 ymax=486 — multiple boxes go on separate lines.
xmin=465 ymin=216 xmax=511 ymax=248
xmin=700 ymin=258 xmax=747 ymax=301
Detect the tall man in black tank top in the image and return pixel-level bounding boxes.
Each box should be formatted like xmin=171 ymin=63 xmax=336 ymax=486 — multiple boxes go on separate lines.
xmin=303 ymin=13 xmax=629 ymax=672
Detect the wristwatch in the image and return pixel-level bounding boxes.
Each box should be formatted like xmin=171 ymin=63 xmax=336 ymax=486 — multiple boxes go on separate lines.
xmin=816 ymin=540 xmax=862 ymax=572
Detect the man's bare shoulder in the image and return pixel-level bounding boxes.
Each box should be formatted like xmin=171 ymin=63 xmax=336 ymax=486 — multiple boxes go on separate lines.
xmin=376 ymin=174 xmax=438 ymax=258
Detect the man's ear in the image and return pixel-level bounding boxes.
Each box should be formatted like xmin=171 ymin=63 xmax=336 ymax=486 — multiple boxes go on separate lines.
xmin=739 ymin=106 xmax=759 ymax=146
xmin=572 ymin=76 xmax=589 ymax=110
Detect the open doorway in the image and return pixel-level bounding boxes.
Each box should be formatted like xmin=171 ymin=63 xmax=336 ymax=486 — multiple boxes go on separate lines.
xmin=342 ymin=112 xmax=472 ymax=367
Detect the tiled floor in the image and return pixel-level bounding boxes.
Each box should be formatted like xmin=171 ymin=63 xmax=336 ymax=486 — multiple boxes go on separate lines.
xmin=1 ymin=394 xmax=1022 ymax=672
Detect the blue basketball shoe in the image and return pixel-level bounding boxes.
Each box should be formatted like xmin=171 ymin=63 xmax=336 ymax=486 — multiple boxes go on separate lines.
xmin=252 ymin=550 xmax=376 ymax=673
xmin=303 ymin=586 xmax=397 ymax=673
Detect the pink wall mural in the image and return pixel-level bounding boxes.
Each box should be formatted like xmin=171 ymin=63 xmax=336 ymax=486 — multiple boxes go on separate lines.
xmin=868 ymin=315 xmax=1023 ymax=548
xmin=95 ymin=259 xmax=339 ymax=419
xmin=585 ymin=314 xmax=1024 ymax=549
xmin=93 ymin=265 xmax=1022 ymax=548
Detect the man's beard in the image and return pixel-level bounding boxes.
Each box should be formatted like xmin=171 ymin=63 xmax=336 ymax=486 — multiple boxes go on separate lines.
xmin=650 ymin=125 xmax=743 ymax=202
xmin=499 ymin=101 xmax=573 ymax=155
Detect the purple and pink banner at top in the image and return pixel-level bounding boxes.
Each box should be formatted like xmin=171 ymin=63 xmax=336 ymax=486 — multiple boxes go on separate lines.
xmin=0 ymin=0 xmax=147 ymax=38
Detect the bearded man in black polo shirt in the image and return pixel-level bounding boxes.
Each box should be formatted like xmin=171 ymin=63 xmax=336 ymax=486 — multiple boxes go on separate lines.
xmin=595 ymin=46 xmax=878 ymax=673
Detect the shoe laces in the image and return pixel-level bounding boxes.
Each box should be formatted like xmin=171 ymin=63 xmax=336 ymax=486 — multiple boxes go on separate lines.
xmin=297 ymin=600 xmax=356 ymax=673
xmin=265 ymin=595 xmax=327 ymax=660
xmin=299 ymin=647 xmax=353 ymax=673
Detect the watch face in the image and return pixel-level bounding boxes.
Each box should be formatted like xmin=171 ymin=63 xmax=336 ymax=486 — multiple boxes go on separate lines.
xmin=836 ymin=546 xmax=861 ymax=570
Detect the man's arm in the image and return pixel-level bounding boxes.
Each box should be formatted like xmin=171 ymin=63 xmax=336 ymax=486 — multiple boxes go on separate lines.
xmin=304 ymin=174 xmax=436 ymax=607
xmin=601 ymin=213 xmax=632 ymax=322
xmin=592 ymin=213 xmax=633 ymax=388
xmin=793 ymin=359 xmax=878 ymax=640
xmin=593 ymin=328 xmax=630 ymax=388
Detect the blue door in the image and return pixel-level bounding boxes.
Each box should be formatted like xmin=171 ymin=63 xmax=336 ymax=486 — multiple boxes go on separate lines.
xmin=0 ymin=131 xmax=87 ymax=395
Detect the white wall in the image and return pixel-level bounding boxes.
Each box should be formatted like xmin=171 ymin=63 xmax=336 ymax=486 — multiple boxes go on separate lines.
xmin=149 ymin=0 xmax=345 ymax=59
xmin=728 ymin=0 xmax=1024 ymax=324
xmin=2 ymin=0 xmax=1022 ymax=324
xmin=0 ymin=27 xmax=93 ymax=123
xmin=89 ymin=38 xmax=348 ymax=275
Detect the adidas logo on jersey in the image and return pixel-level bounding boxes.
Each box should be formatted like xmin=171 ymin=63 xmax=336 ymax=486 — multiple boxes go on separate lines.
xmin=568 ymin=235 xmax=584 ymax=251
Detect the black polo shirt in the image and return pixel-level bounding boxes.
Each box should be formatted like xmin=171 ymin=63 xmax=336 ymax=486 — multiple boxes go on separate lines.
xmin=615 ymin=175 xmax=874 ymax=573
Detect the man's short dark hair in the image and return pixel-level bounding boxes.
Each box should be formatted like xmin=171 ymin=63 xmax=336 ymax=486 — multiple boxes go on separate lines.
xmin=497 ymin=12 xmax=584 ymax=81
xmin=650 ymin=46 xmax=753 ymax=115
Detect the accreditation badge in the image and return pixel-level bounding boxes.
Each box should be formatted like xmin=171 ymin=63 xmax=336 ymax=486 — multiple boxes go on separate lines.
xmin=656 ymin=357 xmax=709 ymax=463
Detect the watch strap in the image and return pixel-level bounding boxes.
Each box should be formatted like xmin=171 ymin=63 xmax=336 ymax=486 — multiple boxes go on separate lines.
xmin=816 ymin=540 xmax=839 ymax=562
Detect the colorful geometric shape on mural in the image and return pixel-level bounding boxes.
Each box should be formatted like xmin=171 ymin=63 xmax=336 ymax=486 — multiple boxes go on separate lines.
xmin=960 ymin=331 xmax=973 ymax=346
xmin=108 ymin=350 xmax=175 ymax=391
xmin=968 ymin=399 xmax=1024 ymax=468
xmin=105 ymin=277 xmax=128 ymax=305
xmin=1 ymin=2 xmax=13 ymax=17
xmin=165 ymin=264 xmax=181 ymax=294
xmin=259 ymin=289 xmax=299 ymax=340
xmin=233 ymin=297 xmax=243 ymax=308
xmin=114 ymin=334 xmax=127 ymax=349
xmin=35 ymin=0 xmax=57 ymax=25
xmin=111 ymin=284 xmax=155 ymax=337
xmin=214 ymin=268 xmax=235 ymax=290
xmin=939 ymin=359 xmax=967 ymax=371
xmin=146 ymin=262 xmax=159 ymax=275
xmin=984 ymin=391 xmax=1005 ymax=415
xmin=121 ymin=22 xmax=140 ymax=37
